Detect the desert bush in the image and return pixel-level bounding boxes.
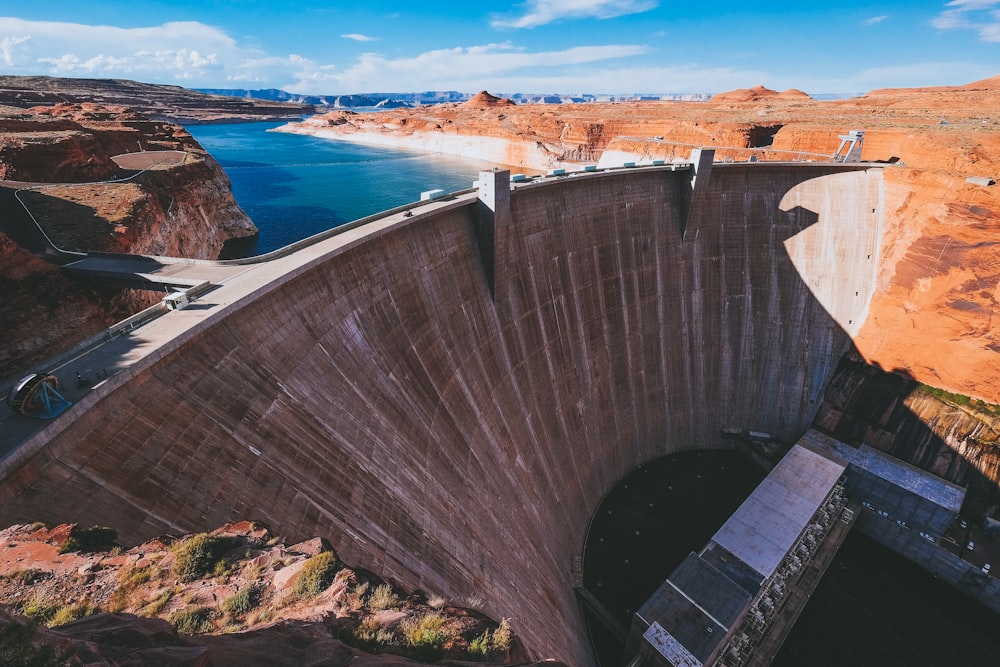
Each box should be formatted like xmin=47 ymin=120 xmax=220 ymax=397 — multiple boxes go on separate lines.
xmin=246 ymin=605 xmax=274 ymax=627
xmin=19 ymin=598 xmax=59 ymax=625
xmin=353 ymin=616 xmax=381 ymax=643
xmin=140 ymin=590 xmax=173 ymax=617
xmin=290 ymin=551 xmax=339 ymax=598
xmin=222 ymin=583 xmax=264 ymax=617
xmin=171 ymin=534 xmax=235 ymax=582
xmin=492 ymin=618 xmax=512 ymax=652
xmin=168 ymin=606 xmax=214 ymax=635
xmin=469 ymin=630 xmax=491 ymax=658
xmin=59 ymin=526 xmax=118 ymax=554
xmin=120 ymin=565 xmax=154 ymax=588
xmin=400 ymin=612 xmax=454 ymax=661
xmin=50 ymin=601 xmax=99 ymax=626
xmin=107 ymin=565 xmax=156 ymax=612
xmin=368 ymin=583 xmax=398 ymax=611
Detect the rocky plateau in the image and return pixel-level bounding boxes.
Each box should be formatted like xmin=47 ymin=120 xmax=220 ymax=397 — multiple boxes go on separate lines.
xmin=0 ymin=76 xmax=312 ymax=124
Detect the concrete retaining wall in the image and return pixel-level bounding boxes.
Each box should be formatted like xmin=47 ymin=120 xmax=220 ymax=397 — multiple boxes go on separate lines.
xmin=0 ymin=164 xmax=882 ymax=665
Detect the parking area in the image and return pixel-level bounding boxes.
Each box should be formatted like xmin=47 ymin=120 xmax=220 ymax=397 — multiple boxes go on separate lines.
xmin=940 ymin=516 xmax=997 ymax=575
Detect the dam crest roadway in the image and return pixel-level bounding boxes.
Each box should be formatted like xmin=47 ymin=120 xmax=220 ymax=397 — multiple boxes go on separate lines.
xmin=0 ymin=156 xmax=885 ymax=666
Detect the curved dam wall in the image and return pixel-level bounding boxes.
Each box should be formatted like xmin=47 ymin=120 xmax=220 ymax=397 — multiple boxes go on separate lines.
xmin=0 ymin=164 xmax=882 ymax=664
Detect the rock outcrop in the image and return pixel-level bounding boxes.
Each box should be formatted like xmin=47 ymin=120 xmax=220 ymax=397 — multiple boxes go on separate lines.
xmin=0 ymin=76 xmax=312 ymax=124
xmin=0 ymin=102 xmax=258 ymax=378
xmin=0 ymin=521 xmax=534 ymax=666
xmin=816 ymin=356 xmax=1000 ymax=504
xmin=709 ymin=85 xmax=813 ymax=102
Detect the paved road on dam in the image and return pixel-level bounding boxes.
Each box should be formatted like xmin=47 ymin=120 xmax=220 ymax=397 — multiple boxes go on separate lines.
xmin=0 ymin=189 xmax=478 ymax=456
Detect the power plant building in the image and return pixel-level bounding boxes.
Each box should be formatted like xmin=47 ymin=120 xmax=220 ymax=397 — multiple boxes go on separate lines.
xmin=625 ymin=439 xmax=850 ymax=666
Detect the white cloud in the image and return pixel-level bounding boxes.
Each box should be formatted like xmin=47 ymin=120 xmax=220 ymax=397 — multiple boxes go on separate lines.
xmin=862 ymin=15 xmax=888 ymax=26
xmin=931 ymin=0 xmax=1000 ymax=41
xmin=493 ymin=0 xmax=658 ymax=29
xmin=0 ymin=17 xmax=248 ymax=81
xmin=295 ymin=42 xmax=651 ymax=93
xmin=341 ymin=33 xmax=378 ymax=42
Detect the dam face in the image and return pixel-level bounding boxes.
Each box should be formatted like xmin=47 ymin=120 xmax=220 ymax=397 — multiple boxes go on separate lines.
xmin=0 ymin=164 xmax=882 ymax=665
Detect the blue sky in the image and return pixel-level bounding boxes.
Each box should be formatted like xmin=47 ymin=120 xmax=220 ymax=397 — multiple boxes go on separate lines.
xmin=1 ymin=1 xmax=998 ymax=95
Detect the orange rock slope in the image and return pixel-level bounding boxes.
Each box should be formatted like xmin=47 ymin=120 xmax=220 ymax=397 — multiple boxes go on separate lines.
xmin=280 ymin=78 xmax=1000 ymax=404
xmin=0 ymin=521 xmax=531 ymax=666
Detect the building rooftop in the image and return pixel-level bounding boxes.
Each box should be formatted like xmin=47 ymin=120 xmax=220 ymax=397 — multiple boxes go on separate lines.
xmin=852 ymin=445 xmax=965 ymax=512
xmin=710 ymin=444 xmax=846 ymax=579
xmin=636 ymin=554 xmax=752 ymax=664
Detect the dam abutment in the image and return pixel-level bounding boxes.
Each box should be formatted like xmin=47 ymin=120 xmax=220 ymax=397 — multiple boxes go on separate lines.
xmin=0 ymin=163 xmax=883 ymax=665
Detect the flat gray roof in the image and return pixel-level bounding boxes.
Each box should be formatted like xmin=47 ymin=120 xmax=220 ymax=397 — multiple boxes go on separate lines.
xmin=710 ymin=444 xmax=846 ymax=579
xmin=853 ymin=445 xmax=965 ymax=512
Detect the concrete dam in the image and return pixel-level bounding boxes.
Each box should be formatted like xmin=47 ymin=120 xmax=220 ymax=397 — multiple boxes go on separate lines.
xmin=0 ymin=161 xmax=883 ymax=665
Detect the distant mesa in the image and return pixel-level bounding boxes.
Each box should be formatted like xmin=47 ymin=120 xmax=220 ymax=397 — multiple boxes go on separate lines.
xmin=465 ymin=90 xmax=517 ymax=108
xmin=959 ymin=73 xmax=1000 ymax=90
xmin=710 ymin=85 xmax=814 ymax=102
xmin=776 ymin=88 xmax=813 ymax=100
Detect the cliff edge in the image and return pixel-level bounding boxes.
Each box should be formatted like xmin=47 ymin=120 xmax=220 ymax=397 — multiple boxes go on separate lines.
xmin=0 ymin=102 xmax=258 ymax=378
xmin=0 ymin=520 xmax=535 ymax=666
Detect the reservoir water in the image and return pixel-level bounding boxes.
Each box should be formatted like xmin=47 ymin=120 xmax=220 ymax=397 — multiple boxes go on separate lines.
xmin=187 ymin=121 xmax=501 ymax=256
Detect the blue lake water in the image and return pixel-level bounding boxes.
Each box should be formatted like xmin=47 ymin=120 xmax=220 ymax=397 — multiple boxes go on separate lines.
xmin=187 ymin=121 xmax=501 ymax=257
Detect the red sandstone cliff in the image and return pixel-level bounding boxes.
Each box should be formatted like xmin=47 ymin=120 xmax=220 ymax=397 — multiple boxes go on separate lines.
xmin=0 ymin=103 xmax=257 ymax=378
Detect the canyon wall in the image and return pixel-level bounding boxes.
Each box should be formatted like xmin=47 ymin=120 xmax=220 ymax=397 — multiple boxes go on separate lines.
xmin=0 ymin=103 xmax=257 ymax=378
xmin=0 ymin=164 xmax=881 ymax=664
xmin=816 ymin=357 xmax=1000 ymax=502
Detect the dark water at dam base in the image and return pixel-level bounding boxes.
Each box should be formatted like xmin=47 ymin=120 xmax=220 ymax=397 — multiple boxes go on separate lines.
xmin=585 ymin=450 xmax=1000 ymax=666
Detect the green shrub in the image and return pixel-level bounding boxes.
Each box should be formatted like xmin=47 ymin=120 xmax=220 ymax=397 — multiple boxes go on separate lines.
xmin=400 ymin=612 xmax=453 ymax=661
xmin=368 ymin=583 xmax=398 ymax=611
xmin=222 ymin=583 xmax=263 ymax=617
xmin=469 ymin=630 xmax=491 ymax=658
xmin=50 ymin=601 xmax=99 ymax=626
xmin=917 ymin=383 xmax=1000 ymax=417
xmin=491 ymin=617 xmax=512 ymax=652
xmin=291 ymin=551 xmax=339 ymax=598
xmin=168 ymin=606 xmax=214 ymax=635
xmin=59 ymin=526 xmax=118 ymax=554
xmin=19 ymin=598 xmax=58 ymax=625
xmin=171 ymin=534 xmax=235 ymax=582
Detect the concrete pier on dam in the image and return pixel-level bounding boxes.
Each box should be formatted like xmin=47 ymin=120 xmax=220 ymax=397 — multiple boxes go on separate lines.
xmin=0 ymin=161 xmax=883 ymax=665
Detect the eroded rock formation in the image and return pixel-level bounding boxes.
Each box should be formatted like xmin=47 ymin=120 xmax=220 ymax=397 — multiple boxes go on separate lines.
xmin=0 ymin=521 xmax=530 ymax=666
xmin=0 ymin=102 xmax=257 ymax=378
xmin=0 ymin=75 xmax=312 ymax=124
